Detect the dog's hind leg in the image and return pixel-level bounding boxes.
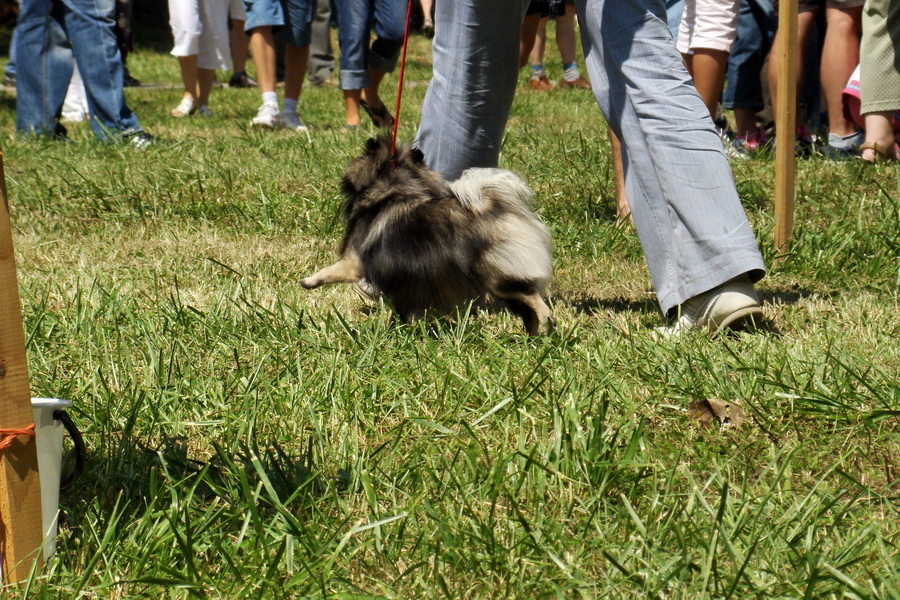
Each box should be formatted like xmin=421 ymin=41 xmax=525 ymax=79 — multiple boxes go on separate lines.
xmin=493 ymin=285 xmax=553 ymax=335
xmin=300 ymin=254 xmax=362 ymax=289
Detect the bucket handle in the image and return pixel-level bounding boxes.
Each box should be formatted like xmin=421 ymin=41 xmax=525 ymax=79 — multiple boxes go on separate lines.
xmin=54 ymin=409 xmax=86 ymax=491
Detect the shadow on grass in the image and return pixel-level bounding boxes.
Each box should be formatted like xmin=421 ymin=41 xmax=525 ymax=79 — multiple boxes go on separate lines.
xmin=552 ymin=291 xmax=658 ymax=316
xmin=759 ymin=288 xmax=841 ymax=305
xmin=58 ymin=430 xmax=332 ymax=544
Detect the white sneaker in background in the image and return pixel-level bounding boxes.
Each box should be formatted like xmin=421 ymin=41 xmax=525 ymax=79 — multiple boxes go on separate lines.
xmin=251 ymin=103 xmax=282 ymax=128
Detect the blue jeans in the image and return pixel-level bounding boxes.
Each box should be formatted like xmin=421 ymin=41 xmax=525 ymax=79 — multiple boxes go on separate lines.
xmin=333 ymin=0 xmax=406 ymax=90
xmin=5 ymin=28 xmax=16 ymax=77
xmin=244 ymin=0 xmax=314 ymax=46
xmin=722 ymin=0 xmax=775 ymax=111
xmin=416 ymin=0 xmax=765 ymax=313
xmin=15 ymin=0 xmax=142 ymax=140
xmin=666 ymin=0 xmax=684 ymax=38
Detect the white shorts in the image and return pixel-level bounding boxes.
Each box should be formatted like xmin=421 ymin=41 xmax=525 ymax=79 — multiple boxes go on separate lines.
xmin=169 ymin=0 xmax=233 ymax=71
xmin=675 ymin=0 xmax=741 ymax=54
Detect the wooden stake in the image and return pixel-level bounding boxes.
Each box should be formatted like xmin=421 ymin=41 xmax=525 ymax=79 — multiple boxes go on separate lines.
xmin=0 ymin=147 xmax=43 ymax=584
xmin=774 ymin=0 xmax=799 ymax=263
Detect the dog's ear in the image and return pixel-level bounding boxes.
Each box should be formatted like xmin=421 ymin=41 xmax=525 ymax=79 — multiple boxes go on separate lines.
xmin=410 ymin=147 xmax=426 ymax=164
xmin=365 ymin=137 xmax=380 ymax=154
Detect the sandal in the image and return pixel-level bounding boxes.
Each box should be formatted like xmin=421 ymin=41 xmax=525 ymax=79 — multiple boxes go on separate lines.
xmin=859 ymin=141 xmax=899 ymax=162
xmin=172 ymin=96 xmax=196 ymax=118
xmin=359 ymin=100 xmax=394 ymax=129
xmin=422 ymin=19 xmax=435 ymax=39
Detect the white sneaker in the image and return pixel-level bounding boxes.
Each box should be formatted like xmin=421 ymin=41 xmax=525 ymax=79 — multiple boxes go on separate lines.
xmin=251 ymin=103 xmax=281 ymax=128
xmin=280 ymin=111 xmax=309 ymax=132
xmin=658 ymin=275 xmax=763 ymax=338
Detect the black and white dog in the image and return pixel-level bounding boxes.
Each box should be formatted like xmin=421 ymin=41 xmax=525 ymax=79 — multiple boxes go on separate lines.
xmin=301 ymin=136 xmax=553 ymax=334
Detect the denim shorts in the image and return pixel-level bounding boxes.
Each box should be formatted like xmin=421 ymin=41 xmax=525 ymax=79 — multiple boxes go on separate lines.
xmin=244 ymin=0 xmax=314 ymax=46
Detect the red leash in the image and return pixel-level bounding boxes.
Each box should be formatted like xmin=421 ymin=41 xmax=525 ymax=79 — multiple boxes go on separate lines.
xmin=390 ymin=0 xmax=415 ymax=157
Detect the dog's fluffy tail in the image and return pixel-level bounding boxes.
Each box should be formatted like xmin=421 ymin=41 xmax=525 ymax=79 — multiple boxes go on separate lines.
xmin=449 ymin=168 xmax=533 ymax=215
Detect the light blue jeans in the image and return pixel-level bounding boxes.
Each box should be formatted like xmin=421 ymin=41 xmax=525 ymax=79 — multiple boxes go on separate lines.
xmin=333 ymin=0 xmax=406 ymax=90
xmin=15 ymin=0 xmax=142 ymax=140
xmin=416 ymin=0 xmax=765 ymax=314
xmin=5 ymin=27 xmax=16 ymax=78
xmin=666 ymin=0 xmax=685 ymax=37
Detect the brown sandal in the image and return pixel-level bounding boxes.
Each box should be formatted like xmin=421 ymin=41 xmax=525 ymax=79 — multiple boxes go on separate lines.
xmin=859 ymin=141 xmax=898 ymax=162
xmin=359 ymin=100 xmax=395 ymax=129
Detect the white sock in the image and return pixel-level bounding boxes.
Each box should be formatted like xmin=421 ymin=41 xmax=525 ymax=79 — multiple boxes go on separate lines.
xmin=563 ymin=63 xmax=581 ymax=82
xmin=261 ymin=91 xmax=278 ymax=108
xmin=828 ymin=131 xmax=863 ymax=149
xmin=283 ymin=98 xmax=298 ymax=115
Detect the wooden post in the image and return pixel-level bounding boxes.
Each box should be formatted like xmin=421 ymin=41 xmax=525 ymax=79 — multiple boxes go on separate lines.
xmin=0 ymin=147 xmax=43 ymax=584
xmin=774 ymin=0 xmax=799 ymax=262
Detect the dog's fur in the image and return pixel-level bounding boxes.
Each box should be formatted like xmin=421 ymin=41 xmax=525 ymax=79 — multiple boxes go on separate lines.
xmin=300 ymin=136 xmax=553 ymax=334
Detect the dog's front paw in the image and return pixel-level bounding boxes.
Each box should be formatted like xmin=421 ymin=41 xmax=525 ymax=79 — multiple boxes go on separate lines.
xmin=300 ymin=276 xmax=321 ymax=289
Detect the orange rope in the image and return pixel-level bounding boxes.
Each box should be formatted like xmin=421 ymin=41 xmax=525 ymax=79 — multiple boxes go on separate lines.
xmin=0 ymin=424 xmax=36 ymax=452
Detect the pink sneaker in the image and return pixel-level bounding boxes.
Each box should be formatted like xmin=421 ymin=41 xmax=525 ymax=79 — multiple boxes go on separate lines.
xmin=741 ymin=129 xmax=768 ymax=151
xmin=732 ymin=128 xmax=769 ymax=156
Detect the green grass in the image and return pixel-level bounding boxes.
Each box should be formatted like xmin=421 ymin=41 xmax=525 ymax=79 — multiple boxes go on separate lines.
xmin=1 ymin=26 xmax=898 ymax=599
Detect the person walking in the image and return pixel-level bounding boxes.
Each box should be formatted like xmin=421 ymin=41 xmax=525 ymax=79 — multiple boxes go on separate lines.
xmin=416 ymin=0 xmax=766 ymax=335
xmin=15 ymin=0 xmax=152 ymax=146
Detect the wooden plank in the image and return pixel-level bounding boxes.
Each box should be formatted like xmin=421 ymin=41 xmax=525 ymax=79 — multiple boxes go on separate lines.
xmin=0 ymin=147 xmax=43 ymax=584
xmin=774 ymin=0 xmax=799 ymax=262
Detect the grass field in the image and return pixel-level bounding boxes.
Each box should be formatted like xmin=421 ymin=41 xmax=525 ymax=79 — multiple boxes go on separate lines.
xmin=1 ymin=25 xmax=898 ymax=599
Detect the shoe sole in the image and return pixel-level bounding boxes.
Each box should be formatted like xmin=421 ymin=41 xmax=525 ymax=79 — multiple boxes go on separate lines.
xmin=708 ymin=305 xmax=764 ymax=336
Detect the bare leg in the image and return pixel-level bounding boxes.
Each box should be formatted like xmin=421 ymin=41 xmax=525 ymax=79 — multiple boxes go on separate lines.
xmin=197 ymin=68 xmax=215 ymax=106
xmin=555 ymin=3 xmax=578 ymax=65
xmin=362 ymin=68 xmax=387 ymax=109
xmin=529 ymin=17 xmax=548 ymax=67
xmin=861 ymin=111 xmax=897 ymax=161
xmin=608 ymin=127 xmax=631 ymax=226
xmin=177 ymin=55 xmax=199 ymax=102
xmin=683 ymin=49 xmax=729 ymax=121
xmin=284 ymin=44 xmax=309 ymax=102
xmin=361 ymin=68 xmax=394 ymax=127
xmin=249 ymin=26 xmax=277 ymax=95
xmin=344 ymin=89 xmax=363 ymax=127
xmin=231 ymin=19 xmax=249 ymax=73
xmin=174 ymin=55 xmax=199 ymax=116
xmin=420 ymin=0 xmax=434 ymax=26
xmin=821 ymin=6 xmax=862 ymax=138
xmin=519 ymin=14 xmax=542 ymax=68
xmin=733 ymin=107 xmax=759 ymax=139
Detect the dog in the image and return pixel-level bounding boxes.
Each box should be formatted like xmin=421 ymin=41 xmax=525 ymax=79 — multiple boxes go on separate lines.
xmin=300 ymin=136 xmax=553 ymax=335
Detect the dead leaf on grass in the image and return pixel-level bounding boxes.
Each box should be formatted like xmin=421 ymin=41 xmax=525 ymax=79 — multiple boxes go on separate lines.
xmin=688 ymin=398 xmax=746 ymax=429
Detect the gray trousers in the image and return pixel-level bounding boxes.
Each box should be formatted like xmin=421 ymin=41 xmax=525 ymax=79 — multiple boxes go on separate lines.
xmin=307 ymin=0 xmax=335 ymax=86
xmin=416 ymin=0 xmax=765 ymax=314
